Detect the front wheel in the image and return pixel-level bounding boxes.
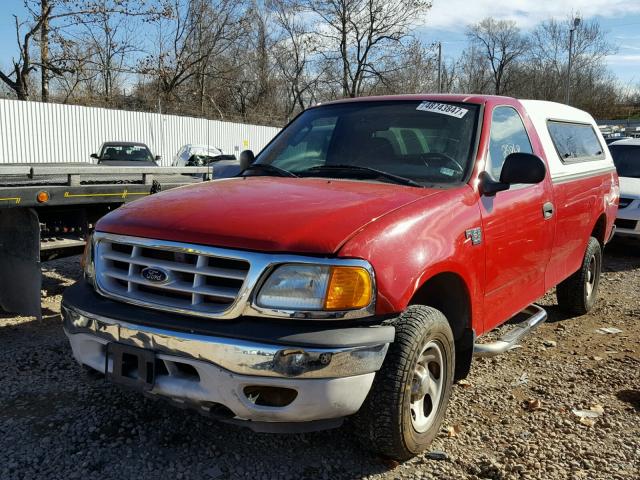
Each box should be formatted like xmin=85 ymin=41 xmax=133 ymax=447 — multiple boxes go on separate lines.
xmin=556 ymin=236 xmax=602 ymax=315
xmin=353 ymin=305 xmax=455 ymax=460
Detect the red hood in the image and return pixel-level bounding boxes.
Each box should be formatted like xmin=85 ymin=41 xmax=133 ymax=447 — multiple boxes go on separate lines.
xmin=97 ymin=177 xmax=439 ymax=254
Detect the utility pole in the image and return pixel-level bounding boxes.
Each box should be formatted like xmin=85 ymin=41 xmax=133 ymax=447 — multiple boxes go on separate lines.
xmin=437 ymin=42 xmax=443 ymax=93
xmin=565 ymin=16 xmax=581 ymax=104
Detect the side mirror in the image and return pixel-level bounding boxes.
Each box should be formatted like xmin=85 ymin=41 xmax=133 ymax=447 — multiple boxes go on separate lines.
xmin=239 ymin=150 xmax=255 ymax=170
xmin=480 ymin=153 xmax=546 ymax=196
xmin=500 ymin=153 xmax=546 ymax=184
xmin=155 ymin=155 xmax=162 ymax=161
xmin=90 ymin=153 xmax=99 ymax=159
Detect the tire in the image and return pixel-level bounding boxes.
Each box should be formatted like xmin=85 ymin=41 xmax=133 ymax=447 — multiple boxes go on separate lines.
xmin=556 ymin=236 xmax=602 ymax=316
xmin=353 ymin=305 xmax=455 ymax=461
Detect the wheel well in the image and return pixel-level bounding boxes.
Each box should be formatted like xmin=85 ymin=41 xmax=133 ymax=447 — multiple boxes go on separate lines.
xmin=591 ymin=214 xmax=607 ymax=247
xmin=409 ymin=272 xmax=473 ymax=380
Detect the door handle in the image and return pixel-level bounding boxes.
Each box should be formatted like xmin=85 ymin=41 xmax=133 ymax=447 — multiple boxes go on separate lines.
xmin=542 ymin=201 xmax=554 ymax=219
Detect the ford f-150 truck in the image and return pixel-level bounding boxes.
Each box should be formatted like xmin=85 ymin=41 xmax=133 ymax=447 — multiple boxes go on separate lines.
xmin=62 ymin=95 xmax=618 ymax=460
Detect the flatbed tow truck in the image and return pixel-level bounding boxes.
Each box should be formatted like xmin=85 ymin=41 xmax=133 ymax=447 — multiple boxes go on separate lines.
xmin=0 ymin=164 xmax=210 ymax=318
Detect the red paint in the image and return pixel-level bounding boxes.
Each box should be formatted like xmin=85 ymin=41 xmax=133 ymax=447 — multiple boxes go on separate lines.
xmin=97 ymin=177 xmax=439 ymax=254
xmin=96 ymin=94 xmax=618 ymax=337
xmin=338 ymin=185 xmax=485 ymax=328
xmin=544 ymin=173 xmax=616 ymax=289
xmin=474 ymin=100 xmax=555 ymax=331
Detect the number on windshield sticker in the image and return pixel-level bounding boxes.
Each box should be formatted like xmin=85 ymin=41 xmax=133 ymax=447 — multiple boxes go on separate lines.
xmin=416 ymin=102 xmax=468 ymax=119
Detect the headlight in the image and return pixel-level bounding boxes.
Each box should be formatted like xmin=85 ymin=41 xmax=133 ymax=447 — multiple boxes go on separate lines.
xmin=81 ymin=233 xmax=95 ymax=286
xmin=256 ymin=264 xmax=373 ymax=311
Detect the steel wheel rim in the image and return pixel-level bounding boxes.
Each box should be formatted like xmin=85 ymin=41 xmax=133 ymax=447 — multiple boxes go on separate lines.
xmin=586 ymin=254 xmax=596 ymax=297
xmin=409 ymin=340 xmax=444 ymax=433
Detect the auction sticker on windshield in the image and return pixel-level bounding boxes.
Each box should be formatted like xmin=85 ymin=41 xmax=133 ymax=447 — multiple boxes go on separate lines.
xmin=416 ymin=102 xmax=468 ymax=119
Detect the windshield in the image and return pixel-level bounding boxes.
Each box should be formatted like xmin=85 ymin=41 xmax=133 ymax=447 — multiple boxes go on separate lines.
xmin=610 ymin=145 xmax=640 ymax=178
xmin=255 ymin=101 xmax=480 ymax=186
xmin=100 ymin=145 xmax=154 ymax=162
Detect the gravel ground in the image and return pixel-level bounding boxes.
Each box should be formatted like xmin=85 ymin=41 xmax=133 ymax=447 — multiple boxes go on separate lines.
xmin=0 ymin=240 xmax=638 ymax=480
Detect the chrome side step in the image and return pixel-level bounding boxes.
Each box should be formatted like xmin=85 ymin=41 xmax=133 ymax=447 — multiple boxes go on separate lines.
xmin=473 ymin=304 xmax=547 ymax=357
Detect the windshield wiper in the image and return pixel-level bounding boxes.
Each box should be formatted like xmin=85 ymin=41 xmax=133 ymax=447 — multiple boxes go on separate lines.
xmin=299 ymin=164 xmax=422 ymax=187
xmin=242 ymin=163 xmax=298 ymax=177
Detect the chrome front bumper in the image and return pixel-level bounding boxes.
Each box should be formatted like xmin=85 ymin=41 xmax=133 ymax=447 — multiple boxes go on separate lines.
xmin=62 ymin=303 xmax=390 ymax=425
xmin=62 ymin=304 xmax=389 ymax=379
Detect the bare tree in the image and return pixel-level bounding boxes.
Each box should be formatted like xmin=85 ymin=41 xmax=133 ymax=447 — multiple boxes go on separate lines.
xmin=80 ymin=7 xmax=139 ymax=103
xmin=466 ymin=18 xmax=528 ymax=95
xmin=454 ymin=44 xmax=493 ymax=94
xmin=226 ymin=3 xmax=280 ymax=121
xmin=141 ymin=0 xmax=246 ymax=110
xmin=306 ymin=0 xmax=432 ymax=98
xmin=270 ymin=0 xmax=319 ymax=118
xmin=373 ymin=39 xmax=438 ymax=94
xmin=50 ymin=39 xmax=98 ymax=102
xmin=39 ymin=0 xmax=51 ymax=101
xmin=0 ymin=6 xmax=51 ymax=99
xmin=514 ymin=17 xmax=617 ymax=114
xmin=18 ymin=0 xmax=158 ymax=102
xmin=190 ymin=0 xmax=248 ymax=113
xmin=2 ymin=0 xmax=634 ymax=123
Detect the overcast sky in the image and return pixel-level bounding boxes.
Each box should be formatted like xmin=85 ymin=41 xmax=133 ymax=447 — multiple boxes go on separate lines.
xmin=0 ymin=0 xmax=639 ymax=90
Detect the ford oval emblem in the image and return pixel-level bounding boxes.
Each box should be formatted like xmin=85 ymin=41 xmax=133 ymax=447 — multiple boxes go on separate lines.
xmin=141 ymin=267 xmax=170 ymax=284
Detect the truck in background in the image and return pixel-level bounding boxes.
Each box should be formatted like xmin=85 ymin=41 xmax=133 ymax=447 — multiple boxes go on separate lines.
xmin=0 ymin=164 xmax=210 ymax=318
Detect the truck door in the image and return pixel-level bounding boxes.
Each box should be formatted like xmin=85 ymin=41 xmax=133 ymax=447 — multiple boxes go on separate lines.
xmin=479 ymin=105 xmax=555 ymax=331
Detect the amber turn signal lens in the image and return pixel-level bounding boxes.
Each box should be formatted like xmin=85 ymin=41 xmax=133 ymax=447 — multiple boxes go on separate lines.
xmin=324 ymin=266 xmax=372 ymax=310
xmin=36 ymin=191 xmax=49 ymax=203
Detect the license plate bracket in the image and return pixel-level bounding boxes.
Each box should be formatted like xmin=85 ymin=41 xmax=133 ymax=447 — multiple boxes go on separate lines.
xmin=106 ymin=343 xmax=156 ymax=391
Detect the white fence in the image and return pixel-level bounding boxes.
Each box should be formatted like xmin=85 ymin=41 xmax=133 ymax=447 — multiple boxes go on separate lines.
xmin=0 ymin=99 xmax=281 ymax=166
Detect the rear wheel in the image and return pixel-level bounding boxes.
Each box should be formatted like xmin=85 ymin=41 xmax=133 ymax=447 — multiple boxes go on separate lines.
xmin=353 ymin=305 xmax=454 ymax=460
xmin=556 ymin=236 xmax=602 ymax=315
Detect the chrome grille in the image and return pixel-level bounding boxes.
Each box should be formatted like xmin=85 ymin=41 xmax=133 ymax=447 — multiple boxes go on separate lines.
xmin=95 ymin=237 xmax=250 ymax=316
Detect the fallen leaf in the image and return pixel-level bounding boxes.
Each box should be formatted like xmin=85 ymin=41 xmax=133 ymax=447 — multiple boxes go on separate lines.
xmin=511 ymin=372 xmax=529 ymax=386
xmin=591 ymin=356 xmax=603 ymax=361
xmin=579 ymin=417 xmax=595 ymax=427
xmin=446 ymin=424 xmax=461 ymax=437
xmin=457 ymin=379 xmax=471 ymax=388
xmin=543 ymin=340 xmax=557 ymax=347
xmin=524 ymin=399 xmax=542 ymax=411
xmin=590 ymin=404 xmax=605 ymax=415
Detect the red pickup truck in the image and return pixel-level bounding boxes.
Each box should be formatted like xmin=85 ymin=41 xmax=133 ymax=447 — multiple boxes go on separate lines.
xmin=62 ymin=95 xmax=618 ymax=460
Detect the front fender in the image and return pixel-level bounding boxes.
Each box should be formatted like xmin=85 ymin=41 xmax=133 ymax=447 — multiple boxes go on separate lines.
xmin=338 ymin=186 xmax=485 ymax=334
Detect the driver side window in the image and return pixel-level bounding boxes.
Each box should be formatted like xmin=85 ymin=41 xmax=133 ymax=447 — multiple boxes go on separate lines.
xmin=487 ymin=107 xmax=533 ymax=180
